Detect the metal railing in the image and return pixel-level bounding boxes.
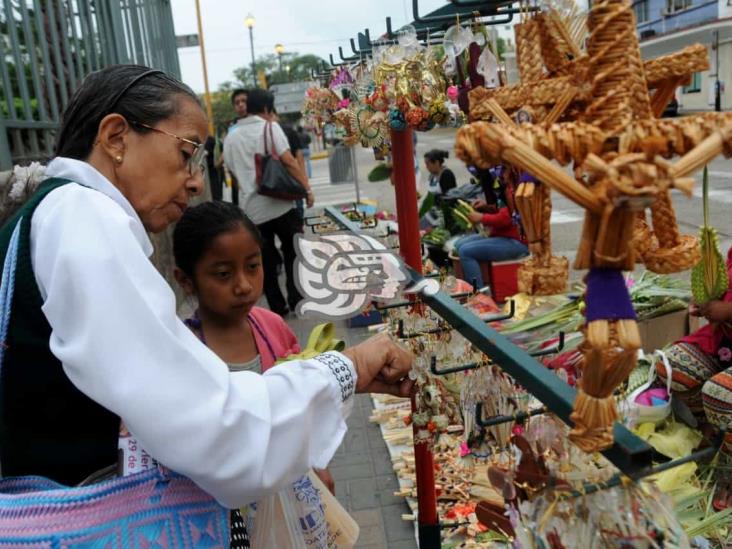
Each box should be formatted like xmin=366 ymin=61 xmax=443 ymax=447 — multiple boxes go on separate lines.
xmin=321 ymin=205 xmax=656 ymax=476
xmin=0 ymin=0 xmax=181 ymax=169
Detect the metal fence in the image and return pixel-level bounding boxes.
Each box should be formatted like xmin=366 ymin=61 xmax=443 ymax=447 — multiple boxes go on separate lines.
xmin=0 ymin=0 xmax=181 ymax=169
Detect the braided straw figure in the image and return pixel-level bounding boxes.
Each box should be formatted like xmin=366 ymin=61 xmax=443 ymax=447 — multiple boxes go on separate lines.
xmin=514 ymin=18 xmax=545 ymax=84
xmin=455 ymin=0 xmax=732 ymax=453
xmin=514 ymin=172 xmax=569 ymax=296
xmin=536 ymin=11 xmax=576 ymax=77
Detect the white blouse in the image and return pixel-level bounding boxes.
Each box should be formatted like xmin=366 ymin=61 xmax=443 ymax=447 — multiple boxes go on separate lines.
xmin=28 ymin=157 xmax=356 ymax=507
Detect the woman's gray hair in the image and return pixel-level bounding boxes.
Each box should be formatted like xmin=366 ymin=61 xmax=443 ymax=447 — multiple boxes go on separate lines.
xmin=55 ymin=65 xmax=201 ymax=160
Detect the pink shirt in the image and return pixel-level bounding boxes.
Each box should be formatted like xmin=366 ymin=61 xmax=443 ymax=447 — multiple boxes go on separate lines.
xmin=248 ymin=307 xmax=301 ymax=372
xmin=679 ymin=248 xmax=732 ymax=354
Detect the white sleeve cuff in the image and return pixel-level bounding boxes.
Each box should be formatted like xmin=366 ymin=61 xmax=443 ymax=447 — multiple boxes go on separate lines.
xmin=311 ymin=351 xmax=356 ymax=403
xmin=311 ymin=351 xmax=356 ymax=437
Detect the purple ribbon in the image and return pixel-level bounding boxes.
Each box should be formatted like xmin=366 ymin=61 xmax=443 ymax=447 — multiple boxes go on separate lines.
xmin=518 ymin=171 xmax=537 ymax=184
xmin=584 ymin=268 xmax=636 ymax=322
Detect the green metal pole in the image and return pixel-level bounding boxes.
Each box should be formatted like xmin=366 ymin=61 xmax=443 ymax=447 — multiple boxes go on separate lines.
xmin=0 ymin=22 xmax=18 ymax=119
xmin=54 ymin=0 xmax=79 ymax=90
xmin=3 ymin=0 xmax=40 ymax=155
xmin=45 ymin=0 xmax=70 ymax=105
xmin=76 ymin=0 xmax=97 ymax=72
xmin=126 ymin=0 xmax=146 ymax=66
xmin=32 ymin=0 xmax=61 ymax=121
xmin=109 ymin=0 xmax=131 ymax=64
xmin=0 ymin=118 xmax=11 ymax=171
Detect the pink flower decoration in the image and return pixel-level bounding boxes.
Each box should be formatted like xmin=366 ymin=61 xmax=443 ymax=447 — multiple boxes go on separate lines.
xmin=337 ymin=98 xmax=351 ymax=110
xmin=512 ymin=425 xmax=524 ymax=436
xmin=459 ymin=441 xmax=471 ymax=457
xmin=719 ymin=347 xmax=732 ymax=362
xmin=447 ymin=86 xmax=459 ymax=101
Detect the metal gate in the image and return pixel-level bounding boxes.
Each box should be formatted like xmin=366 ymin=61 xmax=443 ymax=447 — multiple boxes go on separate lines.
xmin=0 ymin=0 xmax=181 ymax=169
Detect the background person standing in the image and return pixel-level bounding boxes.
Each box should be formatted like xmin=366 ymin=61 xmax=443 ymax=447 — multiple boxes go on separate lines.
xmin=223 ymin=89 xmax=313 ymax=316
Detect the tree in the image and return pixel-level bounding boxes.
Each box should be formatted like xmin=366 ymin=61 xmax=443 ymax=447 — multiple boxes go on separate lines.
xmin=231 ymin=52 xmax=327 ymax=89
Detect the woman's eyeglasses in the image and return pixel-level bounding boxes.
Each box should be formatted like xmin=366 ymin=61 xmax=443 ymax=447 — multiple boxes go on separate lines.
xmin=130 ymin=121 xmax=206 ymax=177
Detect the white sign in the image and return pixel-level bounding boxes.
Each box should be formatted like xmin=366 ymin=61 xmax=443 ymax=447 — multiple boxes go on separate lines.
xmin=176 ymin=34 xmax=200 ymax=48
xmin=294 ymin=233 xmax=410 ymax=319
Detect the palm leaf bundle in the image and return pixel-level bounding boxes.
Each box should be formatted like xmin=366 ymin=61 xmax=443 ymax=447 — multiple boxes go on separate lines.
xmin=691 ymin=167 xmax=728 ymax=304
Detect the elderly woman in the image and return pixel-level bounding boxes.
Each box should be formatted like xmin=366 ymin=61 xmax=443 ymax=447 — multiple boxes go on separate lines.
xmin=0 ymin=66 xmax=412 ymax=526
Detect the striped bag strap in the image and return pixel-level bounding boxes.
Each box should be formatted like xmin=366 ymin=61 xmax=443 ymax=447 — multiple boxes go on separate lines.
xmin=0 ymin=219 xmax=22 ymax=370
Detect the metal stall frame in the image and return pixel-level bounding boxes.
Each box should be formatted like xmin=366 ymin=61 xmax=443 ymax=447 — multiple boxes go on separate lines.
xmin=320 ymin=205 xmax=723 ymax=547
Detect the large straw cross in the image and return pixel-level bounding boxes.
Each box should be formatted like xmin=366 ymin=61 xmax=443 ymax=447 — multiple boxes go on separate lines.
xmin=456 ymin=0 xmax=732 ymax=452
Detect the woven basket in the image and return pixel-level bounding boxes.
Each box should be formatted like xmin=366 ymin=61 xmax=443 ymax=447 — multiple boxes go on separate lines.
xmin=631 ymin=216 xmax=656 ymax=263
xmin=517 ymin=255 xmax=569 ymax=296
xmin=643 ymin=234 xmax=701 ymax=274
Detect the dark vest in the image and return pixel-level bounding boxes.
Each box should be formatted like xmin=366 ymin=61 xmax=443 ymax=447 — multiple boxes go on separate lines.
xmin=0 ymin=178 xmax=119 ymax=484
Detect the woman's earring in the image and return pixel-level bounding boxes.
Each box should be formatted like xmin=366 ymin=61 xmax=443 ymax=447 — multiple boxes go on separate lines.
xmin=115 ymin=155 xmax=123 ymax=164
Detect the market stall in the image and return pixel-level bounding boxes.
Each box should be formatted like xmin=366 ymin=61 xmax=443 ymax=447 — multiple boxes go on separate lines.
xmin=302 ymin=0 xmax=732 ymax=545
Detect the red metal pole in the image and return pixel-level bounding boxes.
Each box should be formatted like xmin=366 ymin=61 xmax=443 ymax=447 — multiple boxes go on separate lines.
xmin=391 ymin=128 xmax=423 ymax=272
xmin=390 ymin=128 xmax=440 ymax=547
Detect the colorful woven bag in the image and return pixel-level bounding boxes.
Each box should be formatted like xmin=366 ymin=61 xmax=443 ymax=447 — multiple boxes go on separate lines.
xmin=0 ymin=219 xmax=230 ymax=547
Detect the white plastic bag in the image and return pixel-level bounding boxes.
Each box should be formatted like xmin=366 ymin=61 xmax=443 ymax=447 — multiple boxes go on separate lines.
xmin=244 ymin=472 xmax=359 ymax=548
xmin=310 ymin=471 xmax=359 ymax=548
xmin=622 ymin=350 xmax=673 ymax=426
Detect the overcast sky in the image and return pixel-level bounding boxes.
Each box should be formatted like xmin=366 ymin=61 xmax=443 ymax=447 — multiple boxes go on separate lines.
xmin=171 ymin=0 xmax=457 ymax=93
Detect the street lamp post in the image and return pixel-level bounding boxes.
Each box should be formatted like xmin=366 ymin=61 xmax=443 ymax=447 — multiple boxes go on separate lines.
xmin=275 ymin=43 xmax=285 ymax=77
xmin=245 ymin=13 xmax=257 ymax=88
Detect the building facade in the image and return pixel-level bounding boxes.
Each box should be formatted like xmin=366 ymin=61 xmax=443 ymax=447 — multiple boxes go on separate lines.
xmin=635 ymin=0 xmax=732 ymax=111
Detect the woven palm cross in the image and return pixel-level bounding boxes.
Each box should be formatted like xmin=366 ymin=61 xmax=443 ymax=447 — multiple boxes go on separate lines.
xmin=456 ymin=0 xmax=732 ymax=452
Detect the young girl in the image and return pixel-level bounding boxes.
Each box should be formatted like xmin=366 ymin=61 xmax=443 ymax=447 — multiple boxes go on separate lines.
xmin=172 ymin=201 xmax=335 ymax=546
xmin=424 ymin=149 xmax=457 ymax=196
xmin=173 ymin=201 xmax=299 ymax=373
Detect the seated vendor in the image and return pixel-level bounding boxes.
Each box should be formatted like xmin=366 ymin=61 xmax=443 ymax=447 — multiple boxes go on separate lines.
xmin=454 ymin=167 xmax=528 ymax=289
xmin=657 ymin=246 xmax=732 ymax=509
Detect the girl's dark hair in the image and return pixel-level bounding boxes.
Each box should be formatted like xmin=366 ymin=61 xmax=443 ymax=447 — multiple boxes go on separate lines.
xmin=55 ymin=64 xmax=200 ymax=159
xmin=424 ymin=149 xmax=449 ymax=164
xmin=173 ymin=201 xmax=263 ymax=277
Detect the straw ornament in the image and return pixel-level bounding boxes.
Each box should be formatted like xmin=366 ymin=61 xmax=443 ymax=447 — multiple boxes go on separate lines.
xmin=455 ymin=0 xmax=732 ymax=453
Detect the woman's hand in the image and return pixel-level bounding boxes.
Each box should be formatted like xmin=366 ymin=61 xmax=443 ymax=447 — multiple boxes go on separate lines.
xmin=472 ymin=199 xmax=488 ymax=211
xmin=695 ymin=300 xmax=732 ymax=324
xmin=342 ymin=334 xmax=414 ymax=397
xmin=468 ymin=211 xmax=484 ymax=224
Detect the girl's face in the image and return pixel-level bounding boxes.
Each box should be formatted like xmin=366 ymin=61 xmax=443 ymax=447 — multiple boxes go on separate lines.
xmin=183 ymin=225 xmax=264 ymax=322
xmin=425 ymin=158 xmax=441 ymax=174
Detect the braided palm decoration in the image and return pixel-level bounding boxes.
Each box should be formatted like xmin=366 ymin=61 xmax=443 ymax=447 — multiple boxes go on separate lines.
xmin=456 ymin=0 xmax=732 ymax=452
